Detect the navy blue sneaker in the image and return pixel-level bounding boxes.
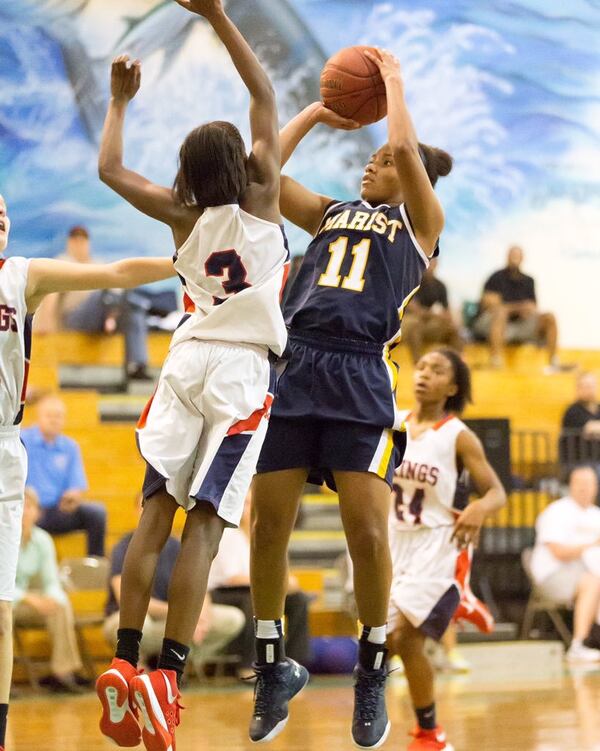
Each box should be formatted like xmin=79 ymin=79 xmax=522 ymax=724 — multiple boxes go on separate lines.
xmin=351 ymin=664 xmax=391 ymax=749
xmin=249 ymin=658 xmax=309 ymax=743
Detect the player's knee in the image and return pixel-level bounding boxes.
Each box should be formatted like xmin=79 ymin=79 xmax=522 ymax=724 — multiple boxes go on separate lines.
xmin=393 ymin=623 xmax=424 ymax=659
xmin=251 ymin=511 xmax=290 ymax=550
xmin=82 ymin=502 xmax=107 ymax=522
xmin=347 ymin=522 xmax=389 ymax=562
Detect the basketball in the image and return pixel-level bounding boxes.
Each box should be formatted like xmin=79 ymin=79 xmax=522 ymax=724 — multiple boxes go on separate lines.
xmin=320 ymin=45 xmax=387 ymax=126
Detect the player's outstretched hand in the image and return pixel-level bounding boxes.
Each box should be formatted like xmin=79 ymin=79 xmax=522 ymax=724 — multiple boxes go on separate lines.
xmin=111 ymin=55 xmax=141 ymax=102
xmin=363 ymin=47 xmax=402 ymax=83
xmin=173 ymin=0 xmax=223 ymax=18
xmin=451 ymin=500 xmax=488 ymax=549
xmin=312 ymin=102 xmax=361 ymax=131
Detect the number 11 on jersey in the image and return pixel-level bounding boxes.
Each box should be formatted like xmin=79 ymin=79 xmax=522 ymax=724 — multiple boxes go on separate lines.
xmin=318 ymin=237 xmax=371 ymax=292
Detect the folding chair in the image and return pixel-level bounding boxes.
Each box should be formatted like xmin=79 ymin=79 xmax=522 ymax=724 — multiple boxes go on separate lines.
xmin=520 ymin=548 xmax=572 ymax=645
xmin=59 ymin=556 xmax=110 ymax=679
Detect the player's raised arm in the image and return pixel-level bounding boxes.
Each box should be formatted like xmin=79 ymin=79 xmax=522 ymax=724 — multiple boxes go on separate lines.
xmin=364 ymin=48 xmax=445 ymax=255
xmin=175 ymin=0 xmax=278 ymax=212
xmin=25 ymin=257 xmax=175 ymax=312
xmin=452 ymin=430 xmax=507 ymax=548
xmin=277 ymin=103 xmax=359 ymax=235
xmin=98 ymin=56 xmax=183 ymax=226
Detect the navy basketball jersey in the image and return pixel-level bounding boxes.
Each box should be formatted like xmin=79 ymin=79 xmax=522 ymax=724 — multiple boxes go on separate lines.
xmin=283 ymin=200 xmax=437 ymax=345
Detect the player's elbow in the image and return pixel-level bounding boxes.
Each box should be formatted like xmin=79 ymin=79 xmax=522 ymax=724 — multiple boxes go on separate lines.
xmin=108 ymin=260 xmax=132 ymax=289
xmin=98 ymin=160 xmax=122 ymax=186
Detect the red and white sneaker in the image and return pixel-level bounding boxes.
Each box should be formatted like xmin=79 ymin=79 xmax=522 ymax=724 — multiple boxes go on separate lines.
xmin=408 ymin=726 xmax=454 ymax=750
xmin=96 ymin=658 xmax=142 ymax=747
xmin=130 ymin=669 xmax=182 ymax=751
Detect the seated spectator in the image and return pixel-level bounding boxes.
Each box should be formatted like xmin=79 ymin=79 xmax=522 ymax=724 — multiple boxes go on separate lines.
xmin=13 ymin=488 xmax=87 ymax=693
xmin=21 ymin=393 xmax=106 ymax=557
xmin=209 ymin=493 xmax=311 ymax=674
xmin=472 ymin=245 xmax=565 ymax=372
xmin=530 ymin=465 xmax=600 ymax=662
xmin=103 ymin=497 xmax=245 ymax=672
xmin=400 ymin=259 xmax=462 ymax=362
xmin=560 ymin=373 xmax=600 ymax=472
xmin=33 ymin=226 xmax=157 ymax=380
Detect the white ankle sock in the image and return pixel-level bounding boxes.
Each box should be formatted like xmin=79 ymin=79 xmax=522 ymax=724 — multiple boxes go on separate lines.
xmin=256 ymin=619 xmax=283 ymax=639
xmin=364 ymin=624 xmax=387 ymax=644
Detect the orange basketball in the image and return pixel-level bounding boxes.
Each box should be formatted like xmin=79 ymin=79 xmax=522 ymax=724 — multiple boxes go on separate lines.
xmin=320 ymin=45 xmax=387 ymax=126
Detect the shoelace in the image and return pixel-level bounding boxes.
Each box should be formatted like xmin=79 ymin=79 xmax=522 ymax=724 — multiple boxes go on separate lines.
xmin=165 ymin=700 xmax=183 ymax=731
xmin=248 ymin=667 xmax=287 ymax=717
xmin=354 ymin=671 xmax=387 ymax=721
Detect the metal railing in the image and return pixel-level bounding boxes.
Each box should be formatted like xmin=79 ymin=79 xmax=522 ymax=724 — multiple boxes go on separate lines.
xmin=558 ymin=428 xmax=600 ymax=478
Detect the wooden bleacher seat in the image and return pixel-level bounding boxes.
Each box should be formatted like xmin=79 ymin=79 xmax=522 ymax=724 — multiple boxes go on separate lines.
xmin=21 ymin=332 xmax=600 ymax=652
xmin=32 ymin=331 xmax=171 ymax=369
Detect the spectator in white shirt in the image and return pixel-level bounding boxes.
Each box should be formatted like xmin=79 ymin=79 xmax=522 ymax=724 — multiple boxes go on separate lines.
xmin=530 ymin=465 xmax=600 ymax=662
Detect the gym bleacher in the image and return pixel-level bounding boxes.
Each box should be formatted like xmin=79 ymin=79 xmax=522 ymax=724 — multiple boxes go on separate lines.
xmin=16 ymin=331 xmax=598 ymax=672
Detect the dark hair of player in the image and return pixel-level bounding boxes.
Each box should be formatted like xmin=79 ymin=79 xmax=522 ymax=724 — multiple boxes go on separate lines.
xmin=173 ymin=121 xmax=248 ymax=209
xmin=435 ymin=348 xmax=472 ymax=414
xmin=418 ymin=143 xmax=453 ymax=187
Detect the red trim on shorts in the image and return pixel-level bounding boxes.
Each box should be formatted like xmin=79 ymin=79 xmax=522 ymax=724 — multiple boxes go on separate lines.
xmin=183 ymin=292 xmax=196 ymax=313
xmin=279 ymin=261 xmax=291 ymax=301
xmin=137 ymin=389 xmax=157 ymax=430
xmin=227 ymin=394 xmax=274 ymax=437
xmin=19 ymin=359 xmax=30 ymax=406
xmin=0 ymin=259 xmax=6 ymax=270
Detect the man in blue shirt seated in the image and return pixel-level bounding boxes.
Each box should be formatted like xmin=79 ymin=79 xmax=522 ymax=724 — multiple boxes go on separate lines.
xmin=21 ymin=393 xmax=106 ymax=557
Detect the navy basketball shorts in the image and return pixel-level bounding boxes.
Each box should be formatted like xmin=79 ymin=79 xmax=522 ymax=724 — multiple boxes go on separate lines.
xmin=257 ymin=331 xmax=406 ymax=489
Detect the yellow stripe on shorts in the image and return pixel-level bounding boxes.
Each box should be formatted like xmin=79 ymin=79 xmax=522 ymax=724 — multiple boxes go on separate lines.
xmin=376 ymin=429 xmax=395 ymax=479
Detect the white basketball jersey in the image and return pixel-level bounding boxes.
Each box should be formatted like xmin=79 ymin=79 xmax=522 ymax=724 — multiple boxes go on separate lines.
xmin=0 ymin=257 xmax=31 ymax=426
xmin=171 ymin=204 xmax=289 ymax=356
xmin=391 ymin=410 xmax=467 ymax=530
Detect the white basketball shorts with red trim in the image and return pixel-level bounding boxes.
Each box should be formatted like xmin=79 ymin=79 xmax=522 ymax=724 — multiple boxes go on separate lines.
xmin=136 ymin=339 xmax=274 ymax=527
xmin=0 ymin=426 xmax=27 ymax=601
xmin=388 ymin=525 xmax=460 ymax=641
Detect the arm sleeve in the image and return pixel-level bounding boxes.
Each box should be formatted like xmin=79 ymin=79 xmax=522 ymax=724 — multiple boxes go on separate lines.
xmin=483 ymin=272 xmax=502 ymax=294
xmin=13 ymin=584 xmax=25 ymax=603
xmin=528 ymin=277 xmax=537 ymax=303
xmin=562 ymin=404 xmax=585 ymax=430
xmin=536 ymin=506 xmax=568 ymax=545
xmin=66 ymin=440 xmax=88 ymax=491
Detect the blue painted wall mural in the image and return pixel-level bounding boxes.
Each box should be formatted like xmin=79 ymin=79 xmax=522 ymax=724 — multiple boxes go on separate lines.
xmin=1 ymin=1 xmax=599 ymax=344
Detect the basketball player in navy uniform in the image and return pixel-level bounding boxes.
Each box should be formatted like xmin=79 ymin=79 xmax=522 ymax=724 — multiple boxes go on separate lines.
xmin=389 ymin=349 xmax=505 ymax=751
xmin=249 ymin=49 xmax=453 ymax=748
xmin=0 ymin=193 xmax=174 ymax=751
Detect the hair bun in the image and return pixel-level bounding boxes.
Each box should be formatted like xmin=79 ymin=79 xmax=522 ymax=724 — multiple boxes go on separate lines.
xmin=433 ymin=148 xmax=453 ymax=178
